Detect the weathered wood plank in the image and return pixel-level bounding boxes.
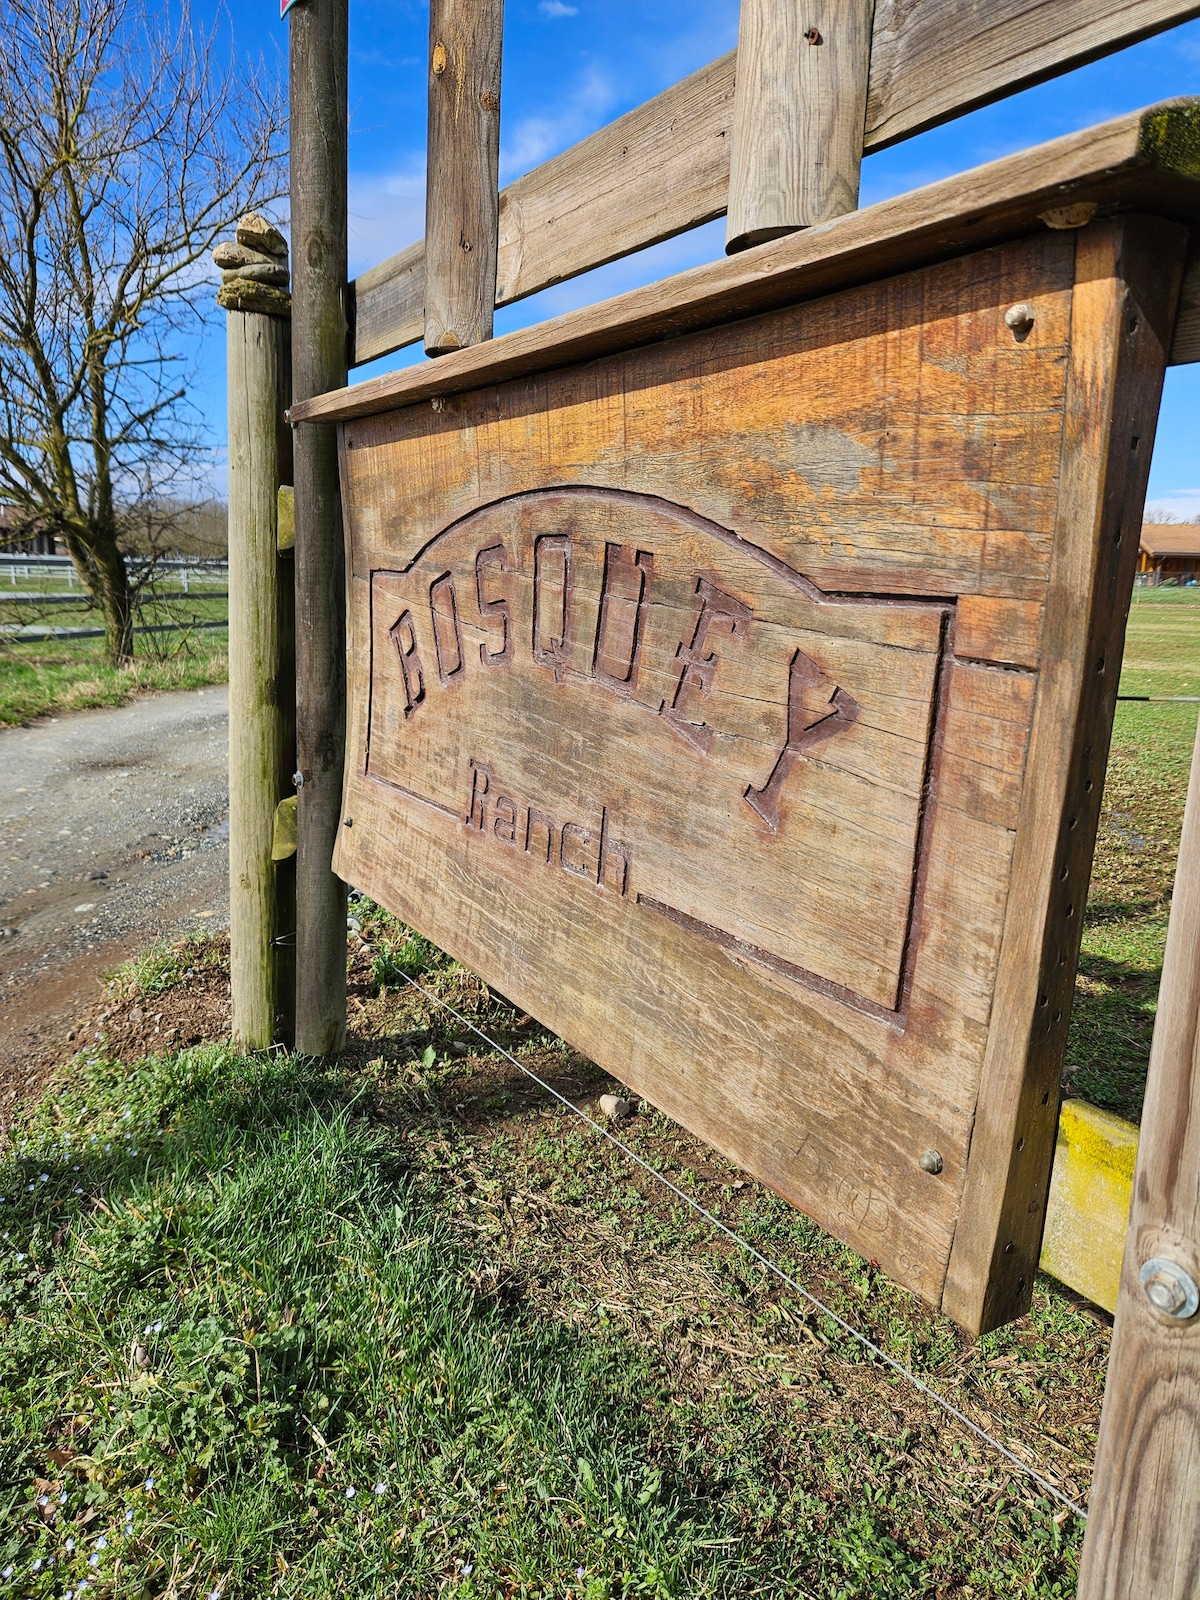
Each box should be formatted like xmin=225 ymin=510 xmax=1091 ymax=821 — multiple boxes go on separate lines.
xmin=298 ymin=101 xmax=1200 ymax=424
xmin=348 ymin=4 xmax=1200 ymax=364
xmin=1172 ymin=250 xmax=1200 ymax=363
xmin=226 ymin=307 xmax=292 ymax=1048
xmin=326 ymin=224 xmax=1171 ymax=1328
xmin=726 ymin=0 xmax=875 ymax=251
xmin=423 ymin=0 xmax=503 ymax=354
xmin=289 ymin=0 xmax=349 ymax=1055
xmin=942 ymin=215 xmax=1187 ymax=1333
xmin=1078 ymin=718 xmax=1200 ymax=1596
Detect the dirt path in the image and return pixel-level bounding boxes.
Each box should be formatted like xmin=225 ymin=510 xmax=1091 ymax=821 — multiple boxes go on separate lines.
xmin=0 ymin=686 xmax=229 ymax=1113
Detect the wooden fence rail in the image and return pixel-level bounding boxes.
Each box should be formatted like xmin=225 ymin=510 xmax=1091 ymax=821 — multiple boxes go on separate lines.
xmin=348 ymin=0 xmax=1200 ymax=366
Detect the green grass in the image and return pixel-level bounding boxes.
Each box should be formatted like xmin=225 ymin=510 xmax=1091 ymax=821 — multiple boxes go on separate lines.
xmin=0 ymin=633 xmax=228 ymax=727
xmin=0 ymin=931 xmax=1101 ymax=1599
xmin=1064 ymin=587 xmax=1200 ymax=1120
xmin=0 ymin=572 xmax=229 ymax=726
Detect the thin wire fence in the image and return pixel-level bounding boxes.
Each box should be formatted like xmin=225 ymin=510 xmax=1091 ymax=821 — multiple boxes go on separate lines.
xmin=386 ymin=960 xmax=1090 ymax=1523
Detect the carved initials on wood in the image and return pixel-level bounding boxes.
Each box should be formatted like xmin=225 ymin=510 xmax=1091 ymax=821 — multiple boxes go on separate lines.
xmin=594 ymin=542 xmax=654 ymax=698
xmin=662 ymin=578 xmax=752 ymax=752
xmin=533 ymin=534 xmax=574 ymax=683
xmin=744 ymin=648 xmax=861 ymax=832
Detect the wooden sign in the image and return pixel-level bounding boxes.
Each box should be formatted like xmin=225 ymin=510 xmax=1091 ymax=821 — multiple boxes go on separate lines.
xmin=304 ymin=203 xmax=1187 ymax=1334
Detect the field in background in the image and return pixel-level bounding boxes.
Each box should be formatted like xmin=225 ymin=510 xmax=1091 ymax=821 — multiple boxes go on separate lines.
xmin=1065 ymin=586 xmax=1200 ymax=1120
xmin=0 ymin=556 xmax=229 ymax=726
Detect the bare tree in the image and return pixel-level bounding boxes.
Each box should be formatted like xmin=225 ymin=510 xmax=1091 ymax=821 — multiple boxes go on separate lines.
xmin=0 ymin=0 xmax=284 ymax=661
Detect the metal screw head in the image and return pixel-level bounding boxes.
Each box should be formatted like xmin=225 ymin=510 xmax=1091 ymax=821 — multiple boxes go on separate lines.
xmin=1140 ymin=1258 xmax=1200 ymax=1320
xmin=292 ymin=770 xmax=305 ymax=789
xmin=918 ymin=1149 xmax=943 ymax=1175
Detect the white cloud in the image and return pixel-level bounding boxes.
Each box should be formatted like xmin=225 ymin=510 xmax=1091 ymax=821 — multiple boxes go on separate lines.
xmin=499 ymin=64 xmax=616 ymax=181
xmin=538 ymin=0 xmax=578 ymax=15
xmin=1145 ymin=491 xmax=1200 ymax=523
xmin=346 ymin=157 xmax=427 ymax=280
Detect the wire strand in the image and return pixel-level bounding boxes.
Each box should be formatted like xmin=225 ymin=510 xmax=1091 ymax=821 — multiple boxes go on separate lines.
xmin=389 ymin=964 xmax=1088 ymax=1522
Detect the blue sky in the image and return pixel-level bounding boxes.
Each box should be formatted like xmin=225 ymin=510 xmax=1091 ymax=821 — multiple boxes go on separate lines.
xmin=204 ymin=2 xmax=1199 ymax=514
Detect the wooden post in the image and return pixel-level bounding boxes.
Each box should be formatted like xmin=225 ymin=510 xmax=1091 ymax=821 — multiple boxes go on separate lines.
xmin=216 ymin=220 xmax=294 ymax=1047
xmin=423 ymin=0 xmax=504 ymax=355
xmin=290 ymin=0 xmax=349 ymax=1056
xmin=726 ymin=0 xmax=876 ymax=253
xmin=1078 ymin=712 xmax=1200 ymax=1596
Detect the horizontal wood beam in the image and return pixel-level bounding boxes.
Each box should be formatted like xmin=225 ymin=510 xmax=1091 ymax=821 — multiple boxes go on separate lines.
xmin=296 ymin=102 xmax=1200 ymax=426
xmin=349 ymin=0 xmax=1200 ymax=366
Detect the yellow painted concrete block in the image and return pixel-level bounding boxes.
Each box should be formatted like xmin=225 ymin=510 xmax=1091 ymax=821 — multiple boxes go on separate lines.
xmin=1039 ymin=1098 xmax=1139 ymax=1314
xmin=271 ymin=795 xmax=298 ymax=861
xmin=277 ymin=485 xmax=295 ymax=553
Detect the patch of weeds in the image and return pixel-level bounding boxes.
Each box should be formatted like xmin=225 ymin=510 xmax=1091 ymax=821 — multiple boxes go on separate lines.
xmin=0 ymin=634 xmax=227 ymax=728
xmin=350 ymin=892 xmax=450 ymax=994
xmin=108 ymin=932 xmax=227 ymax=1001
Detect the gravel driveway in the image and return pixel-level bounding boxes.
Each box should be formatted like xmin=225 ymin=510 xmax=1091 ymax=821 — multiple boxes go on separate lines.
xmin=0 ymin=686 xmax=230 ymax=1108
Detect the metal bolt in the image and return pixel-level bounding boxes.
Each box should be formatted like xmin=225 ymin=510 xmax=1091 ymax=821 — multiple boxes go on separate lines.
xmin=292 ymin=770 xmax=305 ymax=789
xmin=343 ymin=817 xmax=353 ymax=828
xmin=804 ymin=26 xmax=822 ymax=43
xmin=918 ymin=1149 xmax=943 ymax=1175
xmin=1140 ymin=1258 xmax=1200 ymax=1320
xmin=1004 ymin=303 xmax=1036 ymax=342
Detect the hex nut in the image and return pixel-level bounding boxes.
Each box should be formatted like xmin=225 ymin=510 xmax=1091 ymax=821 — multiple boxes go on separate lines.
xmin=1140 ymin=1257 xmax=1200 ymax=1320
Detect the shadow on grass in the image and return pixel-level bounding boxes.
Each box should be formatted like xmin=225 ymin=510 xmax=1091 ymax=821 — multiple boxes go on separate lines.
xmin=0 ymin=1040 xmax=1090 ymax=1599
xmin=0 ymin=1044 xmax=934 ymax=1600
xmin=1066 ymin=941 xmax=1161 ymax=1123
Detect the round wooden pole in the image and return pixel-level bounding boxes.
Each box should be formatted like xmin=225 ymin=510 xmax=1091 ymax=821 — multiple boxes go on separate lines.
xmin=290 ymin=0 xmax=349 ymax=1056
xmin=726 ymin=0 xmax=876 ymax=254
xmin=423 ymin=0 xmax=504 ymax=355
xmin=1079 ymin=712 xmax=1200 ymax=1596
xmin=222 ymin=280 xmax=292 ymax=1047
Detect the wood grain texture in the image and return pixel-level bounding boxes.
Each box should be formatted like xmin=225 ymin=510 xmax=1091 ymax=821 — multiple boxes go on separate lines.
xmin=1079 ymin=719 xmax=1200 ymax=1596
xmin=423 ymin=0 xmax=503 ymax=354
xmin=866 ymin=0 xmax=1200 ymax=149
xmin=943 ymin=216 xmax=1187 ymax=1333
xmin=289 ymin=0 xmax=349 ymax=1055
xmin=1172 ymin=249 xmax=1200 ymax=363
xmin=726 ymin=0 xmax=875 ymax=251
xmin=226 ymin=310 xmax=293 ymax=1048
xmin=298 ymin=101 xmax=1200 ymax=425
xmin=347 ymin=7 xmax=1200 ymax=364
xmin=328 ymin=228 xmax=1168 ymax=1328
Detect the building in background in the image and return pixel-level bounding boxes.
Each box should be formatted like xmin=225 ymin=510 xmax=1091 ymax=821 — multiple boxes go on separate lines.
xmin=1138 ymin=524 xmax=1200 ymax=585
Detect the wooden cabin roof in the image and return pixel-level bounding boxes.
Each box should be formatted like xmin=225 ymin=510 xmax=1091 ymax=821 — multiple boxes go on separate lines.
xmin=1141 ymin=524 xmax=1200 ymax=557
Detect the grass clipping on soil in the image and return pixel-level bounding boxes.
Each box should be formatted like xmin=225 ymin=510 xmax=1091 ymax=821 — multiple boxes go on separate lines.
xmin=0 ymin=919 xmax=1102 ymax=1600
